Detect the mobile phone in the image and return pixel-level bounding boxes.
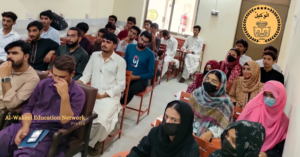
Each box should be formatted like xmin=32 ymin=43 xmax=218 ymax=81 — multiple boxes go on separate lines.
xmin=27 ymin=130 xmax=44 ymax=143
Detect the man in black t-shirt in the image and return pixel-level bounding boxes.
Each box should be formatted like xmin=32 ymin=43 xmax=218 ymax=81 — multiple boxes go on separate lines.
xmin=260 ymin=50 xmax=284 ymax=85
xmin=26 ymin=21 xmax=59 ymax=71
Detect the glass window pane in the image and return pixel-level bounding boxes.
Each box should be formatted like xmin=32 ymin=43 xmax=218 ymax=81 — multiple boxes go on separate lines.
xmin=146 ymin=0 xmax=173 ymax=30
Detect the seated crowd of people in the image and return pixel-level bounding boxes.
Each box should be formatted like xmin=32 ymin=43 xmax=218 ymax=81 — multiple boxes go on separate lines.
xmin=0 ymin=9 xmax=288 ymax=157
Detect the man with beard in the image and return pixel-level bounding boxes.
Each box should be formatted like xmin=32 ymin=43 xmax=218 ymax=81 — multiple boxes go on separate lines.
xmin=39 ymin=10 xmax=60 ymax=44
xmin=56 ymin=27 xmax=89 ymax=80
xmin=77 ymin=32 xmax=126 ymax=156
xmin=26 ymin=21 xmax=59 ymax=71
xmin=116 ymin=26 xmax=141 ymax=53
xmin=121 ymin=31 xmax=155 ymax=105
xmin=0 ymin=40 xmax=39 ymax=110
xmin=0 ymin=12 xmax=21 ymax=61
xmin=0 ymin=55 xmax=85 ymax=157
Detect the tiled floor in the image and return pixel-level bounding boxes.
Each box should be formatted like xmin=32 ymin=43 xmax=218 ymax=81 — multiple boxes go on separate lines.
xmin=75 ymin=74 xmax=192 ymax=157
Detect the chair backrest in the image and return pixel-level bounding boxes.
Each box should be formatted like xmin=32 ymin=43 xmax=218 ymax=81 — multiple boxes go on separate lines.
xmin=233 ymin=106 xmax=243 ymax=122
xmin=179 ymin=91 xmax=191 ymax=104
xmin=150 ymin=60 xmax=159 ymax=88
xmin=154 ymin=118 xmax=162 ymax=127
xmin=226 ymin=81 xmax=233 ymax=94
xmin=159 ymin=44 xmax=167 ymax=53
xmin=194 ymin=134 xmax=218 ymax=157
xmin=74 ymin=83 xmax=98 ymax=140
xmin=35 ymin=70 xmax=49 ymax=80
xmin=60 ymin=38 xmax=67 ymax=45
xmin=115 ymin=51 xmax=125 ymax=58
xmin=122 ymin=71 xmax=132 ymax=106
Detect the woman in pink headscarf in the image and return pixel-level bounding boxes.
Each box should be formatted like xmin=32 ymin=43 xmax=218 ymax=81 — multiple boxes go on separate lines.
xmin=237 ymin=81 xmax=289 ymax=157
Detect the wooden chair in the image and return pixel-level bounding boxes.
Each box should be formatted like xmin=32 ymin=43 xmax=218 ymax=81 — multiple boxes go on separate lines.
xmin=60 ymin=38 xmax=67 ymax=45
xmin=192 ymin=44 xmax=206 ymax=79
xmin=150 ymin=115 xmax=163 ymax=127
xmin=166 ymin=60 xmax=177 ymax=82
xmin=100 ymin=71 xmax=132 ymax=154
xmin=156 ymin=44 xmax=166 ymax=85
xmin=126 ymin=60 xmax=159 ymax=125
xmin=194 ymin=134 xmax=218 ymax=157
xmin=226 ymin=81 xmax=233 ymax=94
xmin=112 ymin=151 xmax=130 ymax=157
xmin=179 ymin=91 xmax=191 ymax=104
xmin=233 ymin=106 xmax=243 ymax=122
xmin=115 ymin=51 xmax=125 ymax=58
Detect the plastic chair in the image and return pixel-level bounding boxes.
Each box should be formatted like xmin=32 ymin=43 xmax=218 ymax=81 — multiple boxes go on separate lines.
xmin=100 ymin=71 xmax=132 ymax=154
xmin=193 ymin=134 xmax=218 ymax=157
xmin=150 ymin=115 xmax=163 ymax=127
xmin=126 ymin=60 xmax=159 ymax=125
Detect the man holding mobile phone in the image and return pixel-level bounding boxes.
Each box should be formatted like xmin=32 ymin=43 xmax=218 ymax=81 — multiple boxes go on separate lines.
xmin=0 ymin=55 xmax=85 ymax=157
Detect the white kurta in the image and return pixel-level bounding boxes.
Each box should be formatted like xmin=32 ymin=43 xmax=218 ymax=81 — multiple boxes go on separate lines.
xmin=79 ymin=51 xmax=126 ymax=133
xmin=239 ymin=54 xmax=252 ymax=66
xmin=181 ymin=36 xmax=204 ymax=78
xmin=161 ymin=36 xmax=179 ymax=76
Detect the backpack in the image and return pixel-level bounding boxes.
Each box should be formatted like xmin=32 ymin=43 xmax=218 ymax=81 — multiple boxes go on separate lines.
xmin=50 ymin=12 xmax=68 ymax=30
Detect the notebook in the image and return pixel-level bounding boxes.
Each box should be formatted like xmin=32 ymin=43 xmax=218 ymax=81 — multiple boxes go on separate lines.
xmin=18 ymin=129 xmax=49 ymax=148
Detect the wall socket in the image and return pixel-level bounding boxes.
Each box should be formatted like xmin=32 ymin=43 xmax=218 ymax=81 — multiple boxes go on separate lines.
xmin=85 ymin=14 xmax=89 ymax=19
xmin=211 ymin=10 xmax=219 ymax=16
xmin=27 ymin=13 xmax=32 ymax=19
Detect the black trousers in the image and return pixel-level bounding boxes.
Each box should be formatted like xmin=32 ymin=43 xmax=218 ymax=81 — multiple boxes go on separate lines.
xmin=121 ymin=79 xmax=148 ymax=105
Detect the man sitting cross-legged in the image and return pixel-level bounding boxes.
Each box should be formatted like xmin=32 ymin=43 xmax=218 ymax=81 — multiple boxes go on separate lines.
xmin=0 ymin=55 xmax=85 ymax=157
xmin=77 ymin=32 xmax=126 ymax=156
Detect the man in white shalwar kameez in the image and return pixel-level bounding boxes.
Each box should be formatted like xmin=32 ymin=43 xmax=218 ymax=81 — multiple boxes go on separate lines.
xmin=160 ymin=30 xmax=179 ymax=76
xmin=77 ymin=33 xmax=126 ymax=156
xmin=179 ymin=25 xmax=204 ymax=83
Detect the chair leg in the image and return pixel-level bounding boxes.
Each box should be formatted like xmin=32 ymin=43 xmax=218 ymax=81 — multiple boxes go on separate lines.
xmin=147 ymin=91 xmax=154 ymax=115
xmin=137 ymin=96 xmax=144 ymax=125
xmin=101 ymin=141 xmax=105 ymax=154
xmin=118 ymin=107 xmax=126 ymax=139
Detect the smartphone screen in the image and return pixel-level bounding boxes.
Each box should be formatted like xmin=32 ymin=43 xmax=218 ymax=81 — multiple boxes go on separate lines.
xmin=27 ymin=130 xmax=44 ymax=143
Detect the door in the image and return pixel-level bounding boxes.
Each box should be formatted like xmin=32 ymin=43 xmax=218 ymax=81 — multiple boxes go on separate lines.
xmin=234 ymin=0 xmax=289 ymax=60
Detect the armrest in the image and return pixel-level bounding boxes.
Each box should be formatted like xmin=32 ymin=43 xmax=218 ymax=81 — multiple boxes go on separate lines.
xmin=53 ymin=113 xmax=98 ymax=138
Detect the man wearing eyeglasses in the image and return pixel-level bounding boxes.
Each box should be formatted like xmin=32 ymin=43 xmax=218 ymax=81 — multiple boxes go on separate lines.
xmin=56 ymin=27 xmax=89 ymax=80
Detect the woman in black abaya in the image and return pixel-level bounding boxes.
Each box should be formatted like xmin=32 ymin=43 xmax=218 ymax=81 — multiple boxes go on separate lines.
xmin=127 ymin=100 xmax=199 ymax=157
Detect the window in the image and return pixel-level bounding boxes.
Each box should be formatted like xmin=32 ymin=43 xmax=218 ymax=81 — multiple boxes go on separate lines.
xmin=145 ymin=0 xmax=199 ymax=36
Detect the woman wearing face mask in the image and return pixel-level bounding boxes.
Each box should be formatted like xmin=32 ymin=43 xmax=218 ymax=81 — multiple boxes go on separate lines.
xmin=220 ymin=48 xmax=242 ymax=82
xmin=228 ymin=61 xmax=264 ymax=108
xmin=186 ymin=60 xmax=220 ymax=93
xmin=209 ymin=120 xmax=266 ymax=157
xmin=127 ymin=100 xmax=199 ymax=157
xmin=189 ymin=70 xmax=233 ymax=141
xmin=237 ymin=81 xmax=289 ymax=157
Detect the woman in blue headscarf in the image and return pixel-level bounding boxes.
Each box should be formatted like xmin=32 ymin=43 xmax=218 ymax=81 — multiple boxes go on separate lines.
xmin=189 ymin=70 xmax=234 ymax=142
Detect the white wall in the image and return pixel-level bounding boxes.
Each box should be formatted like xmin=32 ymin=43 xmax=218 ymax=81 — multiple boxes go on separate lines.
xmin=0 ymin=0 xmax=114 ymax=19
xmin=112 ymin=0 xmax=147 ymax=28
xmin=195 ymin=0 xmax=242 ymax=71
xmin=281 ymin=0 xmax=300 ymax=156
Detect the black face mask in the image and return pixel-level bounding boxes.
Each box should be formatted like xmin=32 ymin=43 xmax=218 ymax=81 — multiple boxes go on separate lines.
xmin=221 ymin=137 xmax=237 ymax=157
xmin=203 ymin=70 xmax=209 ymax=76
xmin=227 ymin=55 xmax=236 ymax=62
xmin=203 ymin=82 xmax=217 ymax=93
xmin=163 ymin=122 xmax=179 ymax=136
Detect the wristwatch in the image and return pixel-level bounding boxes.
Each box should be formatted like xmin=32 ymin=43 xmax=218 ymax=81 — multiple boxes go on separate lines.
xmin=2 ymin=77 xmax=11 ymax=82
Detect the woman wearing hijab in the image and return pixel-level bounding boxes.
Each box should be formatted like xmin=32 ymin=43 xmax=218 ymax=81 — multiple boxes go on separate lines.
xmin=229 ymin=61 xmax=264 ymax=108
xmin=127 ymin=100 xmax=199 ymax=157
xmin=189 ymin=70 xmax=233 ymax=141
xmin=220 ymin=48 xmax=242 ymax=82
xmin=237 ymin=81 xmax=289 ymax=157
xmin=209 ymin=120 xmax=266 ymax=157
xmin=186 ymin=60 xmax=220 ymax=93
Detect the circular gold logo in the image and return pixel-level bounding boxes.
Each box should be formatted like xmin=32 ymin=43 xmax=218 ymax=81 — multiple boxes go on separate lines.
xmin=242 ymin=5 xmax=281 ymax=44
xmin=147 ymin=9 xmax=158 ymax=21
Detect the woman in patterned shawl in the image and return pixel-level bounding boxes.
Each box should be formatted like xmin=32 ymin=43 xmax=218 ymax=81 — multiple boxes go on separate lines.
xmin=209 ymin=120 xmax=266 ymax=157
xmin=229 ymin=60 xmax=264 ymax=108
xmin=189 ymin=70 xmax=233 ymax=141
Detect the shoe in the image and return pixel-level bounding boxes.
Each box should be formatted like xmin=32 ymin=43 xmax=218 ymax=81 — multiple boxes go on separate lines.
xmin=179 ymin=77 xmax=185 ymax=83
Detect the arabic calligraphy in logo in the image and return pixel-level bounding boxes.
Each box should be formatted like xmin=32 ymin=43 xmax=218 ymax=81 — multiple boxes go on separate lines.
xmin=242 ymin=5 xmax=281 ymax=44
